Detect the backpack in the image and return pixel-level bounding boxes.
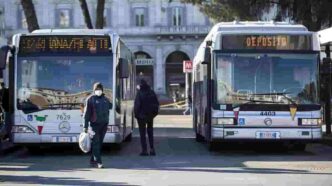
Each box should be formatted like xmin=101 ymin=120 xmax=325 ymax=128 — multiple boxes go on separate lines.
xmin=139 ymin=90 xmax=159 ymax=119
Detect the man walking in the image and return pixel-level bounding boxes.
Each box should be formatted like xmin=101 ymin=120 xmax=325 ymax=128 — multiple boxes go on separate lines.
xmin=0 ymin=82 xmax=9 ymax=140
xmin=134 ymin=79 xmax=159 ymax=156
xmin=83 ymin=82 xmax=111 ymax=168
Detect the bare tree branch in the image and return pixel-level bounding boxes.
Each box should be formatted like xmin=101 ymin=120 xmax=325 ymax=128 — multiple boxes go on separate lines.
xmin=96 ymin=0 xmax=105 ymax=29
xmin=78 ymin=0 xmax=93 ymax=29
xmin=21 ymin=0 xmax=40 ymax=32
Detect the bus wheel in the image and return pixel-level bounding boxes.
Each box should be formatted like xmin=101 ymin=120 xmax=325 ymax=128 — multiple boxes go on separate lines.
xmin=195 ymin=132 xmax=204 ymax=142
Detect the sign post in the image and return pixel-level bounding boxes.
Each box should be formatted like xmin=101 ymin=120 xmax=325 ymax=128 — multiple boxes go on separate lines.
xmin=183 ymin=60 xmax=192 ymax=114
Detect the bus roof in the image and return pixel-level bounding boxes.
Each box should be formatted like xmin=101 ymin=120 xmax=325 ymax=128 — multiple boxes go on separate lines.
xmin=30 ymin=29 xmax=115 ymax=36
xmin=204 ymin=21 xmax=309 ymax=43
xmin=214 ymin=21 xmax=307 ymax=32
xmin=318 ymin=27 xmax=332 ymax=45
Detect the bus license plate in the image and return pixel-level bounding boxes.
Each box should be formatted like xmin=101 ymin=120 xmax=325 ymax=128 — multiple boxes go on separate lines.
xmin=52 ymin=136 xmax=74 ymax=143
xmin=256 ymin=132 xmax=280 ymax=139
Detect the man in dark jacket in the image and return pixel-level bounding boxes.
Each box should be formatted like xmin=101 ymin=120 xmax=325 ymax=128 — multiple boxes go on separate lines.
xmin=0 ymin=82 xmax=9 ymax=139
xmin=134 ymin=79 xmax=159 ymax=156
xmin=83 ymin=82 xmax=111 ymax=168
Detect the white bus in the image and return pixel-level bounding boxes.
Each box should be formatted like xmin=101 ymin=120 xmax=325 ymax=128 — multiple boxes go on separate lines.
xmin=0 ymin=29 xmax=136 ymax=149
xmin=192 ymin=22 xmax=323 ymax=150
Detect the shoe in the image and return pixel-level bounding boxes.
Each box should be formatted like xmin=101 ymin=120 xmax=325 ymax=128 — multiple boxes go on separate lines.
xmin=150 ymin=150 xmax=156 ymax=156
xmin=97 ymin=163 xmax=104 ymax=169
xmin=139 ymin=152 xmax=149 ymax=156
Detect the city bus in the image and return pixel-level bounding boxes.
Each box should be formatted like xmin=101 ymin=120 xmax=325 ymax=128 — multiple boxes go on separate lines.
xmin=192 ymin=22 xmax=322 ymax=150
xmin=0 ymin=29 xmax=136 ymax=150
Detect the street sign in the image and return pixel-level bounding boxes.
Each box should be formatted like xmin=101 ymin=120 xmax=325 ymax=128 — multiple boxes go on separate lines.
xmin=183 ymin=60 xmax=192 ymax=73
xmin=135 ymin=58 xmax=154 ymax=66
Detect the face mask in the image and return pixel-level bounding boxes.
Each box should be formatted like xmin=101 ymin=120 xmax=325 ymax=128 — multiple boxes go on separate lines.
xmin=94 ymin=90 xmax=103 ymax=96
xmin=136 ymin=85 xmax=140 ymax=90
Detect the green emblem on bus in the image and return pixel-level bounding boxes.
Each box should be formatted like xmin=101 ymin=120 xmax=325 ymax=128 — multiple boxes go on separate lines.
xmin=34 ymin=115 xmax=48 ymax=122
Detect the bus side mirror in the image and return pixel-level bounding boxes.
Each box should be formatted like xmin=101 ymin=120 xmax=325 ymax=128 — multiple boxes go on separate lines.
xmin=0 ymin=45 xmax=10 ymax=70
xmin=119 ymin=58 xmax=129 ymax=78
xmin=202 ymin=47 xmax=211 ymax=65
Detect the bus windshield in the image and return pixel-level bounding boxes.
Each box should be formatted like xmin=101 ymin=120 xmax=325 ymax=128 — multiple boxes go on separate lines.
xmin=16 ymin=56 xmax=113 ymax=113
xmin=214 ymin=53 xmax=319 ymax=105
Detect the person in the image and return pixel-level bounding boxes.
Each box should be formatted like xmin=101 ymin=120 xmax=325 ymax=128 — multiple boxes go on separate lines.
xmin=0 ymin=82 xmax=9 ymax=139
xmin=134 ymin=79 xmax=159 ymax=156
xmin=183 ymin=95 xmax=192 ymax=115
xmin=83 ymin=82 xmax=111 ymax=168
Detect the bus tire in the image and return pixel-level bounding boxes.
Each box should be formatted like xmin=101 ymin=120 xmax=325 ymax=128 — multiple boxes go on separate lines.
xmin=195 ymin=132 xmax=204 ymax=142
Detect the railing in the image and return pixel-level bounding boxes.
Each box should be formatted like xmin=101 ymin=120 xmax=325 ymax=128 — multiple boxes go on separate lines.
xmin=156 ymin=25 xmax=211 ymax=35
xmin=115 ymin=25 xmax=211 ymax=36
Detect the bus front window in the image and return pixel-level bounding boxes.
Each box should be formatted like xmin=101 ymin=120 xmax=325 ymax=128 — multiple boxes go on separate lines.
xmin=214 ymin=53 xmax=319 ymax=105
xmin=16 ymin=56 xmax=113 ymax=113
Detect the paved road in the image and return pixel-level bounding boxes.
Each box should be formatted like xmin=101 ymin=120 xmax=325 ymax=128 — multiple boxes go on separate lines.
xmin=1 ymin=115 xmax=332 ymax=186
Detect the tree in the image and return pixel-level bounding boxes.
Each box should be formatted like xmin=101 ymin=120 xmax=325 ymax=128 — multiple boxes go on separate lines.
xmin=275 ymin=0 xmax=332 ymax=31
xmin=78 ymin=0 xmax=93 ymax=29
xmin=95 ymin=0 xmax=106 ymax=29
xmin=182 ymin=0 xmax=332 ymax=31
xmin=21 ymin=0 xmax=40 ymax=32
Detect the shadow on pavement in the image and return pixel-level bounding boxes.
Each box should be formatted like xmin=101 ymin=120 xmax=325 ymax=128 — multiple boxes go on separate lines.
xmin=0 ymin=175 xmax=137 ymax=186
xmin=1 ymin=127 xmax=332 ymax=185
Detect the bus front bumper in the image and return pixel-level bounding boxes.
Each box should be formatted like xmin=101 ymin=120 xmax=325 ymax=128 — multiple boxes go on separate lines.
xmin=12 ymin=132 xmax=122 ymax=144
xmin=211 ymin=126 xmax=322 ymax=141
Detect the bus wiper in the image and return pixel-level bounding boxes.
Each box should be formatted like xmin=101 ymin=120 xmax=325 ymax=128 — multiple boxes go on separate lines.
xmin=249 ymin=92 xmax=297 ymax=106
xmin=45 ymin=103 xmax=82 ymax=109
xmin=232 ymin=98 xmax=277 ymax=109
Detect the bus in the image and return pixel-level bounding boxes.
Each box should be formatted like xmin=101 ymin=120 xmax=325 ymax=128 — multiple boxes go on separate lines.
xmin=0 ymin=29 xmax=136 ymax=150
xmin=318 ymin=27 xmax=332 ymax=134
xmin=192 ymin=22 xmax=322 ymax=150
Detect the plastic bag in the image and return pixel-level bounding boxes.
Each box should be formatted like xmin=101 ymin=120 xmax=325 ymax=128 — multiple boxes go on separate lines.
xmin=78 ymin=132 xmax=91 ymax=153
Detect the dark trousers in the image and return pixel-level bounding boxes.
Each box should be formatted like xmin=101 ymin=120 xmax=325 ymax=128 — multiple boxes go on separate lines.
xmin=90 ymin=123 xmax=108 ymax=164
xmin=138 ymin=118 xmax=154 ymax=152
xmin=0 ymin=112 xmax=10 ymax=139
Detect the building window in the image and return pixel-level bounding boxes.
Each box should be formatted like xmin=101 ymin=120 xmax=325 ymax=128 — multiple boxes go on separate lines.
xmin=18 ymin=10 xmax=28 ymax=29
xmin=56 ymin=9 xmax=72 ymax=28
xmin=172 ymin=7 xmax=182 ymax=26
xmin=134 ymin=8 xmax=145 ymax=27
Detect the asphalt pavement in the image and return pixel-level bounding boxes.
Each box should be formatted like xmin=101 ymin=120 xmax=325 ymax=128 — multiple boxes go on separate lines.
xmin=1 ymin=115 xmax=332 ymax=186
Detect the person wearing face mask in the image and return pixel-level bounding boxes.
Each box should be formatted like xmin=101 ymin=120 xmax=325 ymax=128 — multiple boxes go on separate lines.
xmin=83 ymin=82 xmax=111 ymax=168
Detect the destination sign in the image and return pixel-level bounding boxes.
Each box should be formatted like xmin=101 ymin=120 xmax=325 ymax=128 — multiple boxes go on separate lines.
xmin=19 ymin=35 xmax=111 ymax=55
xmin=221 ymin=35 xmax=312 ymax=50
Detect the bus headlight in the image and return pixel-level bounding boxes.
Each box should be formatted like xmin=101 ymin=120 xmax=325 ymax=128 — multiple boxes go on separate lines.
xmin=301 ymin=118 xmax=322 ymax=126
xmin=212 ymin=118 xmax=234 ymax=125
xmin=107 ymin=125 xmax=120 ymax=133
xmin=12 ymin=125 xmax=34 ymax=133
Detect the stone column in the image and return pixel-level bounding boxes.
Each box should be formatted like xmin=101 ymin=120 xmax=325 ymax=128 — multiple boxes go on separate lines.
xmin=154 ymin=46 xmax=166 ymax=94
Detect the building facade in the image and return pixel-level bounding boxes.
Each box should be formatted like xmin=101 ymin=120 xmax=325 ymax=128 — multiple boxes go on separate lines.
xmin=0 ymin=0 xmax=212 ymax=99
